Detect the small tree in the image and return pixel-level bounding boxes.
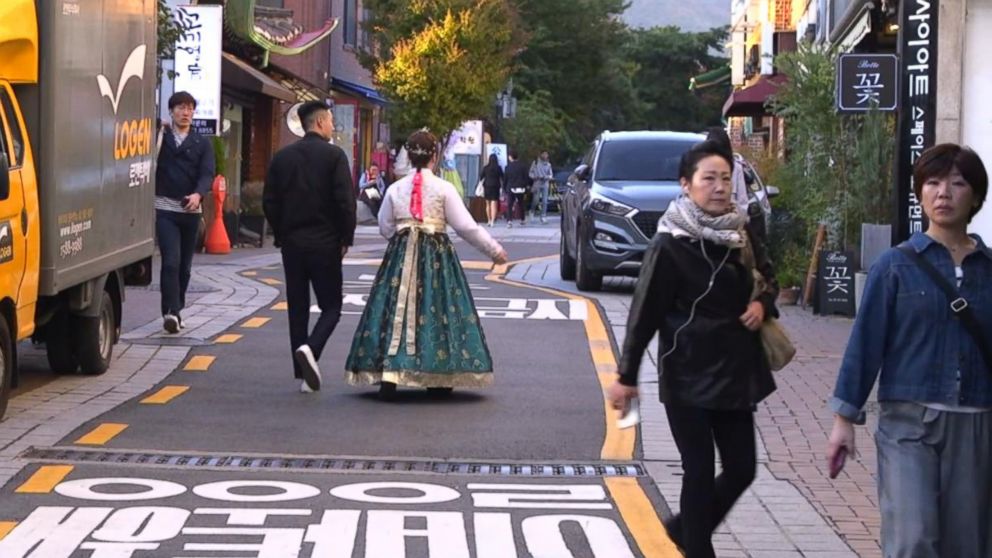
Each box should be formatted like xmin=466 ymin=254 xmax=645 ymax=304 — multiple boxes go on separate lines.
xmin=157 ymin=0 xmax=184 ymax=83
xmin=500 ymin=90 xmax=570 ymax=163
xmin=365 ymin=1 xmax=520 ymax=143
xmin=767 ymin=43 xmax=896 ymax=283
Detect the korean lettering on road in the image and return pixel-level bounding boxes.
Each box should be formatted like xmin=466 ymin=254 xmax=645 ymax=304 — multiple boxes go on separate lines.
xmin=0 ymin=477 xmax=638 ymax=558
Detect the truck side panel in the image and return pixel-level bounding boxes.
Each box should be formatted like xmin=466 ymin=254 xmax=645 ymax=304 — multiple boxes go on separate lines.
xmin=26 ymin=0 xmax=156 ymax=297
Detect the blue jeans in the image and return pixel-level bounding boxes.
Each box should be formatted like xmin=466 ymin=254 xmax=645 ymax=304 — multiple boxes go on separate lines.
xmin=156 ymin=209 xmax=201 ymax=317
xmin=530 ymin=182 xmax=549 ymax=218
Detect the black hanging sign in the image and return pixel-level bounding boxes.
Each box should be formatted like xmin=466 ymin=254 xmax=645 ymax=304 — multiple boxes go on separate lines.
xmin=836 ymin=54 xmax=899 ymax=113
xmin=893 ymin=0 xmax=939 ymax=244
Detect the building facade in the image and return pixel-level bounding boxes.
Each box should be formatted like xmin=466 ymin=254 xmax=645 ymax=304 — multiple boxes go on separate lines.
xmin=725 ymin=0 xmax=800 ymax=154
xmin=328 ymin=0 xmax=388 ymax=185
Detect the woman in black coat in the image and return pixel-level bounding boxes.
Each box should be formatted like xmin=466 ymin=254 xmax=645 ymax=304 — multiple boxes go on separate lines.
xmin=479 ymin=154 xmax=504 ymax=227
xmin=607 ymin=140 xmax=778 ymax=558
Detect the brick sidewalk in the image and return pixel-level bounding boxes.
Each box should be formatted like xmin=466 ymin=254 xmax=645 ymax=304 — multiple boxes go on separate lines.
xmin=510 ymin=263 xmax=882 ymax=557
xmin=762 ymin=309 xmax=881 ymax=557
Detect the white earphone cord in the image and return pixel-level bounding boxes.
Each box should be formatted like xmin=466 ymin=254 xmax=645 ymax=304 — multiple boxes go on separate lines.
xmin=658 ymin=241 xmax=732 ymax=365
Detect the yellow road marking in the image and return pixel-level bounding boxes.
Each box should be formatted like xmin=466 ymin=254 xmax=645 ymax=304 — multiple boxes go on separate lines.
xmin=0 ymin=521 xmax=17 ymax=540
xmin=184 ymin=356 xmax=216 ymax=371
xmin=606 ymin=477 xmax=682 ymax=557
xmin=486 ymin=256 xmax=635 ymax=460
xmin=75 ymin=423 xmax=128 ymax=445
xmin=140 ymin=386 xmax=190 ymax=404
xmin=241 ymin=317 xmax=270 ymax=328
xmin=271 ymin=302 xmax=288 ymax=311
xmin=242 ymin=271 xmax=258 ymax=276
xmin=462 ymin=260 xmax=493 ymax=271
xmin=214 ymin=334 xmax=242 ymax=344
xmin=16 ymin=465 xmax=74 ymax=493
xmin=260 ymin=278 xmax=282 ymax=286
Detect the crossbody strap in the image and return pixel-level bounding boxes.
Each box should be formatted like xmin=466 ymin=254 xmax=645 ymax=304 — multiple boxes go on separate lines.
xmin=897 ymin=244 xmax=992 ymax=373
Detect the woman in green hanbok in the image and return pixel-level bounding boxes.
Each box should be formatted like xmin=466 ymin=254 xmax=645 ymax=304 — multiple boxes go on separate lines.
xmin=346 ymin=131 xmax=508 ymax=399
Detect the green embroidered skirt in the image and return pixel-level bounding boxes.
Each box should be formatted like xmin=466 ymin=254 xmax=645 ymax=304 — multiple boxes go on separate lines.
xmin=346 ymin=229 xmax=494 ymax=388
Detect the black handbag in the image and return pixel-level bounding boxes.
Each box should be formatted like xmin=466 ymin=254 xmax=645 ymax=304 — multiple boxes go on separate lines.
xmin=897 ymin=244 xmax=992 ymax=373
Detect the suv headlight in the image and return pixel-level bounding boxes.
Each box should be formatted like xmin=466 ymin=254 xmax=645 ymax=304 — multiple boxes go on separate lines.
xmin=588 ymin=191 xmax=633 ymax=216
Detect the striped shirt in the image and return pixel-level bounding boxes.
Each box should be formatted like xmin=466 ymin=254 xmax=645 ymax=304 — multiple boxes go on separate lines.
xmin=155 ymin=128 xmax=202 ymax=214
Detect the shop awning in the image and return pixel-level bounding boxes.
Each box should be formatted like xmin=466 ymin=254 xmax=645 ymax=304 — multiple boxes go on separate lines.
xmin=331 ymin=78 xmax=389 ymax=105
xmin=689 ymin=65 xmax=731 ymax=91
xmin=222 ymin=52 xmax=297 ymax=103
xmin=267 ymin=64 xmax=330 ymax=103
xmin=722 ymin=74 xmax=787 ymax=118
xmin=0 ymin=0 xmax=38 ymax=83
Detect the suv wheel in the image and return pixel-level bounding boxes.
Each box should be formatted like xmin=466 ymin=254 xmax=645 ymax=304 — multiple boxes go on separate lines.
xmin=575 ymin=229 xmax=603 ymax=291
xmin=559 ymin=223 xmax=576 ymax=280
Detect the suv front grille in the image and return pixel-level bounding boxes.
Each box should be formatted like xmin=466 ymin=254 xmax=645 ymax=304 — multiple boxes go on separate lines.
xmin=632 ymin=211 xmax=663 ymax=239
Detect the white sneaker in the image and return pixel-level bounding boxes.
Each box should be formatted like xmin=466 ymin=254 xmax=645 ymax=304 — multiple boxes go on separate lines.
xmin=294 ymin=344 xmax=322 ymax=391
xmin=163 ymin=314 xmax=180 ymax=334
xmin=300 ymin=380 xmax=315 ymax=393
xmin=541 ymin=217 xmax=547 ymax=224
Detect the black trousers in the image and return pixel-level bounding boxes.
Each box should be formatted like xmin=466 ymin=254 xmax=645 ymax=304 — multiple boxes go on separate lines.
xmin=281 ymin=244 xmax=344 ymax=379
xmin=506 ymin=192 xmax=526 ymax=222
xmin=156 ymin=209 xmax=201 ymax=317
xmin=665 ymin=404 xmax=757 ymax=558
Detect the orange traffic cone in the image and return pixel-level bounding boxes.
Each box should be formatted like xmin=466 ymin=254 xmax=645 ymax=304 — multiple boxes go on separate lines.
xmin=204 ymin=175 xmax=231 ymax=254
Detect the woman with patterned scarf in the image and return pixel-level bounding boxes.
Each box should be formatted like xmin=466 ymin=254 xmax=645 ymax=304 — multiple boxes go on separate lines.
xmin=606 ymin=140 xmax=779 ymax=557
xmin=346 ymin=130 xmax=509 ymax=399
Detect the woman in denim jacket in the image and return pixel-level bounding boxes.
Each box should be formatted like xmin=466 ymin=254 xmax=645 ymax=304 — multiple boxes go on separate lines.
xmin=827 ymin=144 xmax=992 ymax=557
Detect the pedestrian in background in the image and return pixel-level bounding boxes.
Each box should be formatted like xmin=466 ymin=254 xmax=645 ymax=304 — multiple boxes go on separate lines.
xmin=155 ymin=91 xmax=215 ymax=334
xmin=827 ymin=143 xmax=992 ymax=558
xmin=504 ymin=149 xmax=529 ymax=227
xmin=480 ymin=154 xmax=504 ymax=227
xmin=706 ymin=127 xmax=749 ymax=214
xmin=529 ymin=150 xmax=554 ymax=224
xmin=358 ymin=163 xmax=387 ymax=222
xmin=346 ymin=130 xmax=508 ymax=399
xmin=607 ymin=140 xmax=778 ymax=558
xmin=263 ymin=101 xmax=356 ymax=394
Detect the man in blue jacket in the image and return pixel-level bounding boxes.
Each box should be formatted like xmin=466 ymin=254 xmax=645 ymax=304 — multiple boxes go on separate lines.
xmin=263 ymin=101 xmax=356 ymax=393
xmin=155 ymin=91 xmax=215 ymax=334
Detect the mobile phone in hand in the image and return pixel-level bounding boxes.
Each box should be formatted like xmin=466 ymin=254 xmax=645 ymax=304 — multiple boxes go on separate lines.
xmin=617 ymin=397 xmax=640 ymax=430
xmin=829 ymin=446 xmax=848 ymax=479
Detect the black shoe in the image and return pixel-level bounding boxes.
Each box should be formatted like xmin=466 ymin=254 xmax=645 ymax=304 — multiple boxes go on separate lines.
xmin=378 ymin=381 xmax=397 ymax=401
xmin=163 ymin=314 xmax=180 ymax=334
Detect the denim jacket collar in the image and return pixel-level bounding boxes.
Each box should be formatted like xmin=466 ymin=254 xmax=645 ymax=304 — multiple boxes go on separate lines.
xmin=906 ymin=231 xmax=992 ymax=262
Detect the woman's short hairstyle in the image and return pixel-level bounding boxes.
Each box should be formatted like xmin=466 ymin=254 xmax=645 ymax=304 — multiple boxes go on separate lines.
xmin=679 ymin=140 xmax=735 ymax=181
xmin=405 ymin=130 xmax=438 ymax=170
xmin=913 ymin=143 xmax=989 ymax=220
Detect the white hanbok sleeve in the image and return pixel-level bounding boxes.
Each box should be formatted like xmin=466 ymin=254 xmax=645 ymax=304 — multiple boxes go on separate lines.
xmin=378 ymin=189 xmax=396 ymax=239
xmin=443 ymin=183 xmax=502 ymax=258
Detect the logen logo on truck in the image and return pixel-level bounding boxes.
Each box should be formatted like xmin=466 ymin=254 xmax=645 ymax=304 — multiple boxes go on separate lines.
xmin=97 ymin=45 xmax=153 ymax=161
xmin=0 ymin=221 xmax=13 ymax=263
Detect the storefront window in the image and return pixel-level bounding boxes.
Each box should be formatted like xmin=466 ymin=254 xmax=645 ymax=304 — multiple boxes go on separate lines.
xmin=332 ymin=103 xmax=357 ymax=176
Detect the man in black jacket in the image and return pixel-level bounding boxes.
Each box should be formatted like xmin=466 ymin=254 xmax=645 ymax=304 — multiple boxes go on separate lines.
xmin=155 ymin=91 xmax=215 ymax=334
xmin=503 ymin=150 xmax=530 ymax=227
xmin=263 ymin=101 xmax=356 ymax=393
